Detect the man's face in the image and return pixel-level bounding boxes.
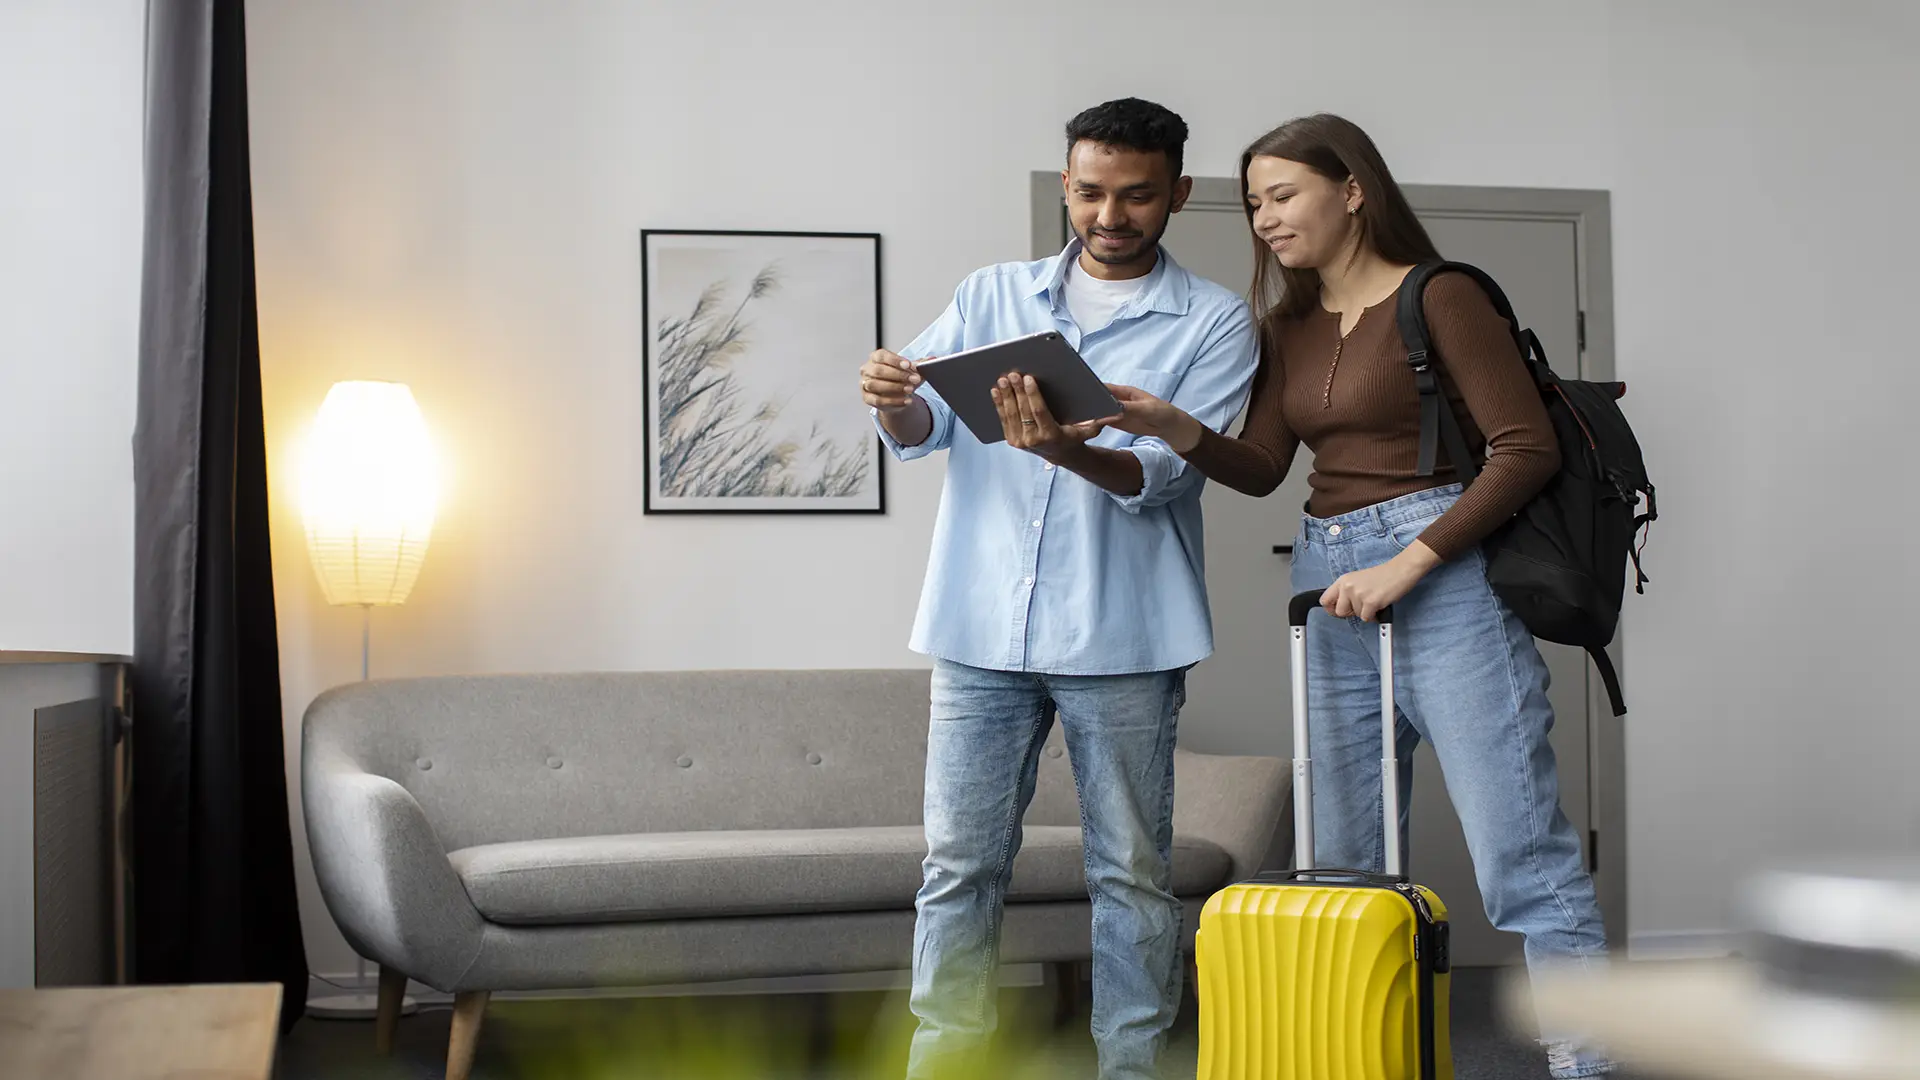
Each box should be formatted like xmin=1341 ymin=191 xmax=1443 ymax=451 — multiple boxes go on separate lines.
xmin=1062 ymin=141 xmax=1190 ymax=272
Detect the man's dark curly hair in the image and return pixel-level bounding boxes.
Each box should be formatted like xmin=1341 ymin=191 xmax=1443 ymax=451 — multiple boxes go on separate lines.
xmin=1064 ymin=98 xmax=1189 ymax=180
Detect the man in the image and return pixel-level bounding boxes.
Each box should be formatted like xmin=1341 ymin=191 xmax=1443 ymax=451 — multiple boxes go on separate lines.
xmin=859 ymin=98 xmax=1257 ymax=1079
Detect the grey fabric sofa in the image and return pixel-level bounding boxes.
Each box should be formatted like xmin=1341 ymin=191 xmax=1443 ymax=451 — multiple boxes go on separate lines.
xmin=301 ymin=670 xmax=1289 ymax=1079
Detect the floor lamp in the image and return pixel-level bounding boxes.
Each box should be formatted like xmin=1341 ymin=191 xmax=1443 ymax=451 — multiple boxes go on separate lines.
xmin=298 ymin=379 xmax=439 ymax=1020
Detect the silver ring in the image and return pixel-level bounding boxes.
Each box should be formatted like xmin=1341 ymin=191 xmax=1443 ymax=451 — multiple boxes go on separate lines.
xmin=1021 ymin=419 xmax=1036 ymax=426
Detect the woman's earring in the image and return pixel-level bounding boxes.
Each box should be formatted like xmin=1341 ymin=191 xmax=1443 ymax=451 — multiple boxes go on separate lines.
xmin=1348 ymin=204 xmax=1361 ymax=215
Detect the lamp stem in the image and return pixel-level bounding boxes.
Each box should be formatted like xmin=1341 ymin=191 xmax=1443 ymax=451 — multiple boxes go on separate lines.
xmin=357 ymin=603 xmax=372 ymax=987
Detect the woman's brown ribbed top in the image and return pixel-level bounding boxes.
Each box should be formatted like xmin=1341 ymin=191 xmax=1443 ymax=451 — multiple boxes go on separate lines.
xmin=1184 ymin=271 xmax=1559 ymax=561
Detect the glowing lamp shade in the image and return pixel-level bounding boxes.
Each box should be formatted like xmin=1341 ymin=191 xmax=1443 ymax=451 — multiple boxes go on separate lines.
xmin=300 ymin=380 xmax=439 ymax=607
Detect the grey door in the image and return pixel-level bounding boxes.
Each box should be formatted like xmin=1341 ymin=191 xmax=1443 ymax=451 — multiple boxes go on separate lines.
xmin=1031 ymin=176 xmax=1618 ymax=967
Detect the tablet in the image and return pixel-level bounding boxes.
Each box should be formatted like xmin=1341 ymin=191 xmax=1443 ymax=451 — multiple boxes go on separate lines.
xmin=913 ymin=331 xmax=1122 ymax=445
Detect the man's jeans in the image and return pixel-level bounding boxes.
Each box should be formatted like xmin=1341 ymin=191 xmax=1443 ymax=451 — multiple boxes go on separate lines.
xmin=1291 ymin=484 xmax=1616 ymax=1079
xmin=907 ymin=659 xmax=1186 ymax=1080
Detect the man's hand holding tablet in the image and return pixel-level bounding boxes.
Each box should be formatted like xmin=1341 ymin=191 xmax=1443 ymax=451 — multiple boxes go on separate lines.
xmin=990 ymin=371 xmax=1119 ymax=460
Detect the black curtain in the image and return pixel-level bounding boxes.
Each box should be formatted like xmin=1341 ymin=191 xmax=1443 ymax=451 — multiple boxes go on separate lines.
xmin=133 ymin=0 xmax=308 ymax=1031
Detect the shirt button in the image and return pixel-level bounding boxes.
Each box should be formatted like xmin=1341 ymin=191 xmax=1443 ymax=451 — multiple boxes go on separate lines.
xmin=1031 ymin=520 xmax=1042 ymax=528
xmin=1024 ymin=576 xmax=1035 ymax=586
xmin=1043 ymin=463 xmax=1055 ymax=471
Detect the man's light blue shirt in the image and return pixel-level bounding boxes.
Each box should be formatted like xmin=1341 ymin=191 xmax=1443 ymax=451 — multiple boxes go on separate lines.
xmin=877 ymin=240 xmax=1258 ymax=676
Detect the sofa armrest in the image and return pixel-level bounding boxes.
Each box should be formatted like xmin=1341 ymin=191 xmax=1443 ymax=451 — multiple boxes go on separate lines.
xmin=1172 ymin=748 xmax=1291 ymax=882
xmin=301 ymin=745 xmax=485 ymax=990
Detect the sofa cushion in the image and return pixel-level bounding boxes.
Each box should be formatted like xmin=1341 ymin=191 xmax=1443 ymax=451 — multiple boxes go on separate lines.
xmin=448 ymin=825 xmax=1235 ymax=926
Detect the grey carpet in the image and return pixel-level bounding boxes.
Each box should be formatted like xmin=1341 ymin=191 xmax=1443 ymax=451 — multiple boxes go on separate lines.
xmin=275 ymin=967 xmax=1661 ymax=1079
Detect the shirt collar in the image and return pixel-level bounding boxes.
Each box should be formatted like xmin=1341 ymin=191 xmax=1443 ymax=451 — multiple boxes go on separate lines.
xmin=1025 ymin=237 xmax=1193 ymax=318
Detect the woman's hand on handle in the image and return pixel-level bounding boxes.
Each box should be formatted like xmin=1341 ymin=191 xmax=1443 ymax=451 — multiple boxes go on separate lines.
xmin=1321 ymin=541 xmax=1443 ymax=622
xmin=1104 ymin=383 xmax=1206 ymax=454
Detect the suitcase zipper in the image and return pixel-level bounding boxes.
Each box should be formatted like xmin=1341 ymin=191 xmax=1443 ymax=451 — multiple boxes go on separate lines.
xmin=1392 ymin=884 xmax=1442 ymax=1080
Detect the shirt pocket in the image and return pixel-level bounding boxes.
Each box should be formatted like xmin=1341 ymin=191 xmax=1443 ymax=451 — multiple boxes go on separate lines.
xmin=1115 ymin=369 xmax=1181 ymax=401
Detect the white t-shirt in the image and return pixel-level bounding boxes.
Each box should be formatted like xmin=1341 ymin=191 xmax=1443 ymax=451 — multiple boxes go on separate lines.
xmin=1064 ymin=260 xmax=1146 ymax=335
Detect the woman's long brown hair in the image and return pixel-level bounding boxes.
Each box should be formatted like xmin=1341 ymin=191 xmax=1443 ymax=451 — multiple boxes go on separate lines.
xmin=1241 ymin=114 xmax=1441 ymax=321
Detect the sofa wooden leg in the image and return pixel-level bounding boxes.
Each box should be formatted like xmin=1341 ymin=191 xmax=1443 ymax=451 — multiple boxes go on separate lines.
xmin=375 ymin=966 xmax=408 ymax=1055
xmin=446 ymin=990 xmax=490 ymax=1080
xmin=1051 ymin=961 xmax=1082 ymax=1027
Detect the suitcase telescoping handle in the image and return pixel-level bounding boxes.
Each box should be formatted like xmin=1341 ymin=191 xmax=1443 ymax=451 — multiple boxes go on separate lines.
xmin=1288 ymin=591 xmax=1401 ymax=878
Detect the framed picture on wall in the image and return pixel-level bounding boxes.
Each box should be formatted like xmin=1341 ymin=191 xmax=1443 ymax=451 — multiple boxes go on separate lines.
xmin=640 ymin=229 xmax=885 ymax=514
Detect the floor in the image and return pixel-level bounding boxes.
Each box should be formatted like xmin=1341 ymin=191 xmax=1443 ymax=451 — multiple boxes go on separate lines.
xmin=275 ymin=967 xmax=1662 ymax=1079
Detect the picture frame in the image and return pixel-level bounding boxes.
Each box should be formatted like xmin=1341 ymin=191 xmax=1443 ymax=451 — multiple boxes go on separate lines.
xmin=640 ymin=229 xmax=886 ymax=514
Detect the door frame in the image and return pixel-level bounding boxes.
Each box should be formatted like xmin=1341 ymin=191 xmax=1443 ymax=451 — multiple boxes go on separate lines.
xmin=1031 ymin=172 xmax=1629 ymax=955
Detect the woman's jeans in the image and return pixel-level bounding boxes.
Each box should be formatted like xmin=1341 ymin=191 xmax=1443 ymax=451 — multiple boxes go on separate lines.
xmin=1290 ymin=484 xmax=1615 ymax=1079
xmin=906 ymin=660 xmax=1186 ymax=1080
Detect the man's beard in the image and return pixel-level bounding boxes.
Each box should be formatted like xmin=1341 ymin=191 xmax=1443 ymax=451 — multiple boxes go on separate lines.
xmin=1078 ymin=216 xmax=1167 ymax=266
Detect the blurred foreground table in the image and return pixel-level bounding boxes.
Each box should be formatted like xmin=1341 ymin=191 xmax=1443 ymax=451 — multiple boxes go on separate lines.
xmin=0 ymin=983 xmax=281 ymax=1079
xmin=1516 ymin=961 xmax=1920 ymax=1080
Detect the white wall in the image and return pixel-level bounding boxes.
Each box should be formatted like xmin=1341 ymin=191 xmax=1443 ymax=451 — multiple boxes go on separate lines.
xmin=240 ymin=0 xmax=1917 ymax=976
xmin=1606 ymin=0 xmax=1920 ymax=949
xmin=0 ymin=1 xmax=145 ymax=654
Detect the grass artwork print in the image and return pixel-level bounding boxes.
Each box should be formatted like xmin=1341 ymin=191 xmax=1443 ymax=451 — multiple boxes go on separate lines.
xmin=642 ymin=230 xmax=885 ymax=513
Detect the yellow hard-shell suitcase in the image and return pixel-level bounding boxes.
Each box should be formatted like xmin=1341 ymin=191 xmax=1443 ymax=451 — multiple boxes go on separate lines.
xmin=1195 ymin=592 xmax=1453 ymax=1080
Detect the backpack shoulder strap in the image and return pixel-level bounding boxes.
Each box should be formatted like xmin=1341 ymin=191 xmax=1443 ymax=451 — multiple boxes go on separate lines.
xmin=1590 ymin=645 xmax=1627 ymax=717
xmin=1395 ymin=260 xmax=1517 ymax=480
xmin=1396 ymin=260 xmax=1524 ymax=341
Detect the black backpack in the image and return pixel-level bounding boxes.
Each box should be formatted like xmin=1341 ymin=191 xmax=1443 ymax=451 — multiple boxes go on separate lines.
xmin=1394 ymin=261 xmax=1655 ymax=716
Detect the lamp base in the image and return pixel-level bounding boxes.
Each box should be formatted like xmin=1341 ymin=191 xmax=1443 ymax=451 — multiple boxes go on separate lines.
xmin=306 ymin=991 xmax=420 ymax=1020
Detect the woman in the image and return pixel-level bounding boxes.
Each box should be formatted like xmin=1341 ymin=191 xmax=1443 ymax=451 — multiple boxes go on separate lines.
xmin=1107 ymin=113 xmax=1615 ymax=1078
